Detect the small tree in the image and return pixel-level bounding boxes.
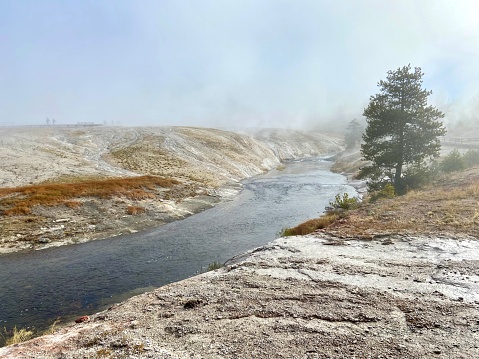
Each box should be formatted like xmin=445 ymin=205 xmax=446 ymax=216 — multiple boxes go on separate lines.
xmin=344 ymin=119 xmax=363 ymax=149
xmin=441 ymin=149 xmax=465 ymax=173
xmin=359 ymin=65 xmax=446 ymax=194
xmin=329 ymin=193 xmax=359 ymax=210
xmin=463 ymin=149 xmax=479 ymax=167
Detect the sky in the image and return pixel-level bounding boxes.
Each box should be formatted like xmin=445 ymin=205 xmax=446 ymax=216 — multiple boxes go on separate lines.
xmin=1 ymin=0 xmax=478 ymax=129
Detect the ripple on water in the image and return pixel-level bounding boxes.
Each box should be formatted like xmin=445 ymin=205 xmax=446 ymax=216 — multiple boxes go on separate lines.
xmin=0 ymin=158 xmax=356 ymax=333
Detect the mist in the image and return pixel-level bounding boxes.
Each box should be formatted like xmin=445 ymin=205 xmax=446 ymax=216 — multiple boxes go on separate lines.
xmin=1 ymin=0 xmax=478 ymax=130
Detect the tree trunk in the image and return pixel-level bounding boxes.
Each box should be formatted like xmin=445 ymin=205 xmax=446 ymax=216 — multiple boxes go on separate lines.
xmin=394 ymin=162 xmax=403 ymax=194
xmin=395 ymin=120 xmax=405 ymax=194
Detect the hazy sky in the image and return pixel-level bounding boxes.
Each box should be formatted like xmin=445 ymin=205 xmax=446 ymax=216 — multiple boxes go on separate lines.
xmin=1 ymin=0 xmax=478 ymax=129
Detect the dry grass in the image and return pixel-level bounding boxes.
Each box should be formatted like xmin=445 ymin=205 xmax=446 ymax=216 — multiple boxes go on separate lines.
xmin=282 ymin=213 xmax=339 ymax=236
xmin=126 ymin=206 xmax=147 ymax=215
xmin=323 ymin=167 xmax=479 ymax=238
xmin=41 ymin=174 xmax=110 ymax=184
xmin=0 ymin=175 xmax=178 ymax=216
xmin=286 ymin=166 xmax=479 ymax=239
xmin=43 ymin=319 xmax=60 ymax=335
xmin=96 ymin=348 xmax=112 ymax=357
xmin=4 ymin=326 xmax=34 ymax=345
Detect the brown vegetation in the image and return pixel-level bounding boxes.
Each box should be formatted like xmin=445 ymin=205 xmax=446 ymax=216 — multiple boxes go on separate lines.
xmin=284 ymin=165 xmax=479 ymax=240
xmin=282 ymin=213 xmax=339 ymax=236
xmin=0 ymin=176 xmax=178 ymax=216
xmin=323 ymin=166 xmax=479 ymax=239
xmin=126 ymin=206 xmax=146 ymax=215
xmin=2 ymin=327 xmax=33 ymax=346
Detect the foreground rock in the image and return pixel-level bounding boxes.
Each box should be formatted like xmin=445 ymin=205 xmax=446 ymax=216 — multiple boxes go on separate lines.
xmin=3 ymin=234 xmax=478 ymax=358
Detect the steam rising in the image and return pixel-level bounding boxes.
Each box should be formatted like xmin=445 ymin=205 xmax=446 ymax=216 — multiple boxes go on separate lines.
xmin=0 ymin=0 xmax=477 ymax=129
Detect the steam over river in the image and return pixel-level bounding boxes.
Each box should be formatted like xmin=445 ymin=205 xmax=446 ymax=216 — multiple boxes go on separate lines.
xmin=0 ymin=158 xmax=356 ymax=334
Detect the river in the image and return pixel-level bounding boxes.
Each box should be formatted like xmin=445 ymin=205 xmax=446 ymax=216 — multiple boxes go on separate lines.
xmin=0 ymin=157 xmax=356 ymax=337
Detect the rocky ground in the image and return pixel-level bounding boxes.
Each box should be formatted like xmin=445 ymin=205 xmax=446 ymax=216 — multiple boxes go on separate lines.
xmin=1 ymin=233 xmax=478 ymax=358
xmin=0 ymin=126 xmax=340 ymax=254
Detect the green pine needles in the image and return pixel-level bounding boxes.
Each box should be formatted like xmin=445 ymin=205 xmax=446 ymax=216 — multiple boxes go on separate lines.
xmin=359 ymin=64 xmax=446 ymax=194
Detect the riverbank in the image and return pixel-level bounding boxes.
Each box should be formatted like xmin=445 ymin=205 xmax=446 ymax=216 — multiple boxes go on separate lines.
xmin=0 ymin=126 xmax=341 ymax=254
xmin=2 ymin=234 xmax=478 ymax=358
xmin=0 ymin=157 xmax=352 ymax=343
xmin=328 ymin=147 xmax=368 ymax=195
xmin=2 ymin=152 xmax=479 ymax=357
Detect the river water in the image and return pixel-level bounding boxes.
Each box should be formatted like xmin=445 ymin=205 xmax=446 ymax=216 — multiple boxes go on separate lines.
xmin=0 ymin=158 xmax=355 ymax=335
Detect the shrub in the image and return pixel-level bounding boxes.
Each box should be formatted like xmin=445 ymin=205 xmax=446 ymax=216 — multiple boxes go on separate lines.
xmin=403 ymin=163 xmax=437 ymax=190
xmin=207 ymin=262 xmax=223 ymax=271
xmin=441 ymin=149 xmax=466 ymax=173
xmin=463 ymin=149 xmax=479 ymax=167
xmin=329 ymin=193 xmax=359 ymax=210
xmin=369 ymin=183 xmax=396 ymax=202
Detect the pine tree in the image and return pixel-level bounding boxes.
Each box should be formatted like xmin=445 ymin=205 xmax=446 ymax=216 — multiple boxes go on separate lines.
xmin=359 ymin=65 xmax=446 ymax=194
xmin=344 ymin=119 xmax=363 ymax=149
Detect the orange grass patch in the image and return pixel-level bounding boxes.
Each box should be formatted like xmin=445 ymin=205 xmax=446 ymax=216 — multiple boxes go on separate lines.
xmin=0 ymin=175 xmax=179 ymax=216
xmin=126 ymin=206 xmax=147 ymax=215
xmin=282 ymin=213 xmax=339 ymax=236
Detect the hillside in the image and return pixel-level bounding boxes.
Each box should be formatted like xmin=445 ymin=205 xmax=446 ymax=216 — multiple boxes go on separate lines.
xmin=0 ymin=126 xmax=341 ymax=253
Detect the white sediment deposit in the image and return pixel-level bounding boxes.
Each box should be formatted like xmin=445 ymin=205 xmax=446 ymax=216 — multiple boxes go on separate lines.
xmin=0 ymin=126 xmax=342 ymax=253
xmin=0 ymin=126 xmax=341 ymax=188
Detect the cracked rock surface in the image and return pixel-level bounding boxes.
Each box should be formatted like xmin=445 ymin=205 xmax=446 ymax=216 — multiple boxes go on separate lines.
xmin=2 ymin=234 xmax=478 ymax=358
